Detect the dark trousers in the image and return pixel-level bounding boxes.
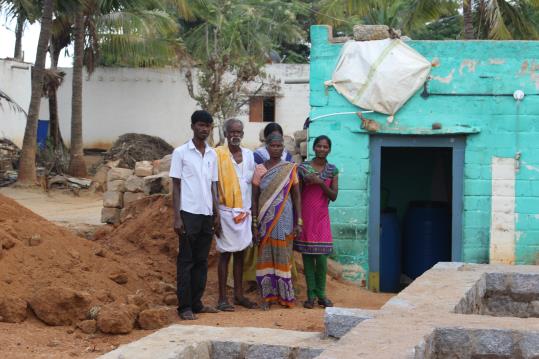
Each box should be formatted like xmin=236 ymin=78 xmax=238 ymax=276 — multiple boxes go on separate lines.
xmin=177 ymin=211 xmax=214 ymax=313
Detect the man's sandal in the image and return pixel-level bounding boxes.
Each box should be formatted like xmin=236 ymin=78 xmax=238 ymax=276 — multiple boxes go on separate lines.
xmin=194 ymin=305 xmax=219 ymax=314
xmin=179 ymin=310 xmax=197 ymax=320
xmin=216 ymin=301 xmax=235 ymax=312
xmin=234 ymin=297 xmax=258 ymax=309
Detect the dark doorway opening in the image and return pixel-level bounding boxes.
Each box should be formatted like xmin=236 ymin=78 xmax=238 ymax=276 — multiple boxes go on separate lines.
xmin=369 ymin=136 xmax=465 ymax=294
xmin=380 ymin=147 xmax=452 ymax=292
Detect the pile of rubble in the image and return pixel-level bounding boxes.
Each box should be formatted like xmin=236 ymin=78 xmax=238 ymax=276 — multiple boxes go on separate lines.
xmin=0 ymin=138 xmax=20 ymax=186
xmin=100 ymin=155 xmax=172 ymax=224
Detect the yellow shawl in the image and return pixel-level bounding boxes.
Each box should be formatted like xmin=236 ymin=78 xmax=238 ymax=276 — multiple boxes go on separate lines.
xmin=215 ymin=145 xmax=243 ymax=209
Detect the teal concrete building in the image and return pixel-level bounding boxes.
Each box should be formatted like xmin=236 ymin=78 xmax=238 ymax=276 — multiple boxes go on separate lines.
xmin=309 ymin=25 xmax=539 ymax=291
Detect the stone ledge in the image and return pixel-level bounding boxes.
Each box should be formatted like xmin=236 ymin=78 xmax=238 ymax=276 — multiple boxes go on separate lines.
xmin=324 ymin=307 xmax=377 ymax=339
xmin=98 ymin=325 xmax=332 ymax=359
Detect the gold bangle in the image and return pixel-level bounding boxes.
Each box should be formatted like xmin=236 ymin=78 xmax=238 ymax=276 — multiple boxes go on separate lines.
xmin=297 ymin=218 xmax=303 ymax=226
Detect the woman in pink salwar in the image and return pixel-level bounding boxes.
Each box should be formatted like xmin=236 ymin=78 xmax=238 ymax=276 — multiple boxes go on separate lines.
xmin=295 ymin=135 xmax=339 ymax=309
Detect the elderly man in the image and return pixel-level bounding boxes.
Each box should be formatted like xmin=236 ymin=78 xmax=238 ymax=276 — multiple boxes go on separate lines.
xmin=170 ymin=110 xmax=221 ymax=320
xmin=214 ymin=119 xmax=257 ymax=311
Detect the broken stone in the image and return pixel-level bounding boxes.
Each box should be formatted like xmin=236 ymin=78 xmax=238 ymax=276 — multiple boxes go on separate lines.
xmin=324 ymin=307 xmax=376 ymax=339
xmin=127 ymin=293 xmax=148 ymax=311
xmin=294 ymin=129 xmax=308 ymax=143
xmin=245 ymin=344 xmax=291 ymax=359
xmin=47 ymin=340 xmax=61 ymax=347
xmin=109 ymin=271 xmax=128 ymax=285
xmin=158 ymin=154 xmax=172 ymax=173
xmin=96 ymin=303 xmax=138 ymax=334
xmin=93 ymin=165 xmax=110 ymax=192
xmin=95 ymin=290 xmax=115 ymax=304
xmin=123 ymin=192 xmax=145 ymax=206
xmin=77 ymin=319 xmax=97 ymax=334
xmin=88 ymin=305 xmax=101 ymax=320
xmin=101 ymin=208 xmax=121 ymax=225
xmin=471 ymin=329 xmax=514 ymax=356
xmin=150 ymin=281 xmax=176 ymax=294
xmin=106 ymin=180 xmax=126 ymax=193
xmin=107 ymin=168 xmax=133 ymax=182
xmin=161 ymin=175 xmax=172 ymax=194
xmin=284 ymin=135 xmax=296 ymax=155
xmin=29 ymin=287 xmax=92 ymax=326
xmin=135 ymin=161 xmax=154 ymax=177
xmin=163 ymin=293 xmax=178 ymax=306
xmin=28 ymin=234 xmax=42 ymax=246
xmin=0 ymin=295 xmax=27 ymax=323
xmin=2 ymin=237 xmax=15 ymax=250
xmin=137 ymin=307 xmax=175 ymax=330
xmin=103 ymin=191 xmax=123 ymax=208
xmin=94 ymin=248 xmax=106 ymax=257
xmin=124 ymin=175 xmax=144 ymax=193
xmin=520 ymin=332 xmax=539 ymax=358
xmin=433 ymin=328 xmax=472 ymax=357
xmin=300 ymin=141 xmax=307 ymax=157
xmin=143 ymin=174 xmax=164 ymax=195
xmin=211 ymin=341 xmax=242 ymax=359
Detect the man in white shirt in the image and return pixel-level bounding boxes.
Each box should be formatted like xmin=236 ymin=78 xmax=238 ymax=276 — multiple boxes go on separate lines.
xmin=170 ymin=110 xmax=221 ymax=320
xmin=214 ymin=119 xmax=257 ymax=311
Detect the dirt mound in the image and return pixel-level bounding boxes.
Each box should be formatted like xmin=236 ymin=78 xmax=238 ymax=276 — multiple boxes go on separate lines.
xmin=0 ymin=194 xmax=174 ymax=329
xmin=104 ymin=133 xmax=174 ymax=169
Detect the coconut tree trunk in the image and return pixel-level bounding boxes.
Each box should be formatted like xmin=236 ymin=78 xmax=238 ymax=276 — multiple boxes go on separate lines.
xmin=17 ymin=0 xmax=54 ymax=185
xmin=14 ymin=14 xmax=25 ymax=61
xmin=49 ymin=48 xmax=64 ymax=151
xmin=463 ymin=0 xmax=474 ymax=40
xmin=68 ymin=13 xmax=87 ymax=177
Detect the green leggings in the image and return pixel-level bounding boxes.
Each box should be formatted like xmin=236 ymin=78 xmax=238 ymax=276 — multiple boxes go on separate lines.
xmin=302 ymin=254 xmax=328 ymax=300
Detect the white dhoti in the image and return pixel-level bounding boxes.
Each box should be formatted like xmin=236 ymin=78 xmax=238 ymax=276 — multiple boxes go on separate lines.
xmin=216 ymin=205 xmax=252 ymax=253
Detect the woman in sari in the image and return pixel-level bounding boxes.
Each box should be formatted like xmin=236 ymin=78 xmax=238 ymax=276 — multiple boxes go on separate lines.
xmin=295 ymin=135 xmax=339 ymax=308
xmin=251 ymin=133 xmax=302 ymax=309
xmin=253 ymin=123 xmax=293 ymax=164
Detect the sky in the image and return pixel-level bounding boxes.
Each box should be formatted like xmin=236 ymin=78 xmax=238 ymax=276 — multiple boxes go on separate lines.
xmin=1 ymin=13 xmax=73 ymax=67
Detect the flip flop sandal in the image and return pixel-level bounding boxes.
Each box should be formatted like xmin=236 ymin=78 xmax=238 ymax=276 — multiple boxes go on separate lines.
xmin=216 ymin=302 xmax=235 ymax=312
xmin=234 ymin=297 xmax=258 ymax=309
xmin=195 ymin=305 xmax=220 ymax=313
xmin=179 ymin=310 xmax=197 ymax=320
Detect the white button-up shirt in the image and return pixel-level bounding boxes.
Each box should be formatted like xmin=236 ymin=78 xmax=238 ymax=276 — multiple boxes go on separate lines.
xmin=230 ymin=147 xmax=255 ymax=210
xmin=169 ymin=140 xmax=218 ymax=215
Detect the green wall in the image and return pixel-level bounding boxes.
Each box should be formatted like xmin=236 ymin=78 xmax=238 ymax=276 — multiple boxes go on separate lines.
xmin=309 ymin=25 xmax=539 ymax=285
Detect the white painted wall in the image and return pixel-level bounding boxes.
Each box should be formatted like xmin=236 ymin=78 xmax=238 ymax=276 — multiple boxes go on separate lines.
xmin=39 ymin=64 xmax=309 ymax=150
xmin=0 ymin=59 xmax=32 ymax=147
xmin=490 ymin=157 xmax=516 ymax=264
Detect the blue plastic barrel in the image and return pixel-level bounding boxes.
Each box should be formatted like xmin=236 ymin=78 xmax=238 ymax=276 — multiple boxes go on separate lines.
xmin=37 ymin=119 xmax=49 ymax=149
xmin=380 ymin=208 xmax=401 ymax=292
xmin=403 ymin=201 xmax=451 ymax=279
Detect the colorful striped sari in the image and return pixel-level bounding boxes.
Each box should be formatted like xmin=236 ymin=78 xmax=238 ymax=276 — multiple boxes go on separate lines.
xmin=256 ymin=162 xmax=297 ymax=307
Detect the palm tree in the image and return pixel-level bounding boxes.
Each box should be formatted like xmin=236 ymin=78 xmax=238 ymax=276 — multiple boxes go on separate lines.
xmin=182 ymin=0 xmax=305 ymax=144
xmin=1 ymin=0 xmax=39 ymax=60
xmin=17 ymin=0 xmax=54 ymax=185
xmin=316 ymin=0 xmax=455 ymax=34
xmin=66 ymin=0 xmax=180 ymax=177
xmin=462 ymin=0 xmax=539 ymax=40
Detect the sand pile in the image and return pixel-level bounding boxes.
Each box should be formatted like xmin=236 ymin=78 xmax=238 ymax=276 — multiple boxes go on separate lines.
xmin=0 ymin=194 xmax=179 ymax=333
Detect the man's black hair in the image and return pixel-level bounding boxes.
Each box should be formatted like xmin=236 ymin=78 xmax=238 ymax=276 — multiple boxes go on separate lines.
xmin=191 ymin=110 xmax=213 ymax=125
xmin=263 ymin=122 xmax=283 ymax=139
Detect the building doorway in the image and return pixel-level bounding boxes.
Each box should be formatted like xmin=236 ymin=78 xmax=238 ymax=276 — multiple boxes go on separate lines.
xmin=368 ymin=136 xmax=465 ymax=292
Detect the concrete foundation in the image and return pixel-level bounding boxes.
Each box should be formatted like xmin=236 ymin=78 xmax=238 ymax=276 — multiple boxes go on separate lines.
xmin=99 ymin=263 xmax=539 ymax=358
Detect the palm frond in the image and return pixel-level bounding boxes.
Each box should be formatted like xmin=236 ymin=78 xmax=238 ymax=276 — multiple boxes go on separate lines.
xmin=0 ymin=89 xmax=27 ymax=116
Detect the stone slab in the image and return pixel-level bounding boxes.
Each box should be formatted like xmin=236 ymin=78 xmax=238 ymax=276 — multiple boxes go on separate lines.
xmin=324 ymin=307 xmax=377 ymax=338
xmin=98 ymin=325 xmax=332 ymax=359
